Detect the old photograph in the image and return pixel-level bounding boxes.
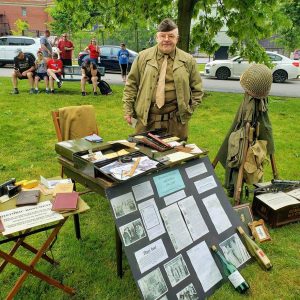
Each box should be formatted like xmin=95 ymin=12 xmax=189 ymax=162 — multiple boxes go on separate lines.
xmin=176 ymin=283 xmax=199 ymax=300
xmin=110 ymin=192 xmax=137 ymax=219
xmin=219 ymin=233 xmax=251 ymax=268
xmin=164 ymin=254 xmax=190 ymax=287
xmin=138 ymin=268 xmax=168 ymax=300
xmin=119 ymin=218 xmax=146 ymax=247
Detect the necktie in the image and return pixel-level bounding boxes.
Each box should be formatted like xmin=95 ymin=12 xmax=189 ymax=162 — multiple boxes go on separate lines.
xmin=156 ymin=55 xmax=168 ymax=109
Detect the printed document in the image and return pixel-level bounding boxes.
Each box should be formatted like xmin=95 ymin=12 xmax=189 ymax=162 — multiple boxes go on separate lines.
xmin=287 ymin=188 xmax=300 ymax=200
xmin=138 ymin=198 xmax=165 ymax=241
xmin=185 ymin=162 xmax=207 ymax=179
xmin=153 ymin=170 xmax=185 ymax=198
xmin=178 ymin=196 xmax=209 ymax=241
xmin=256 ymin=191 xmax=300 ymax=210
xmin=187 ymin=241 xmax=222 ymax=292
xmin=202 ymin=193 xmax=232 ymax=234
xmin=134 ymin=239 xmax=168 ymax=274
xmin=160 ymin=203 xmax=192 ymax=252
xmin=0 ymin=201 xmax=64 ymax=235
xmin=194 ymin=175 xmax=217 ymax=194
xmin=163 ymin=190 xmax=186 ymax=206
xmin=132 ymin=181 xmax=154 ymax=201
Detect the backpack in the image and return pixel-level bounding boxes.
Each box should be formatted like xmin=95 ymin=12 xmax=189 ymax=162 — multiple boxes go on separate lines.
xmin=227 ymin=126 xmax=247 ymax=168
xmin=97 ymin=80 xmax=112 ymax=95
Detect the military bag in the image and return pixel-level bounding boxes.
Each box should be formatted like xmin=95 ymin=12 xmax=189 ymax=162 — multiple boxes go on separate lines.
xmin=227 ymin=126 xmax=247 ymax=168
xmin=243 ymin=140 xmax=268 ymax=184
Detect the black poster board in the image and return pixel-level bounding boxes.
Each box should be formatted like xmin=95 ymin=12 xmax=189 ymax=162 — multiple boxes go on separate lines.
xmin=106 ymin=156 xmax=251 ymax=300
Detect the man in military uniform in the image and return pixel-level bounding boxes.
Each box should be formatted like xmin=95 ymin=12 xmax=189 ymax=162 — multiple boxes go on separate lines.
xmin=123 ymin=18 xmax=203 ymax=140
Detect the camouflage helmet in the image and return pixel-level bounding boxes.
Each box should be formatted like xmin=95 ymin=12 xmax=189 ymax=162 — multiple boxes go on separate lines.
xmin=240 ymin=64 xmax=273 ymax=98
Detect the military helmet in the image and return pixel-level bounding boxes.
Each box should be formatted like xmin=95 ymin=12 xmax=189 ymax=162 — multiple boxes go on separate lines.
xmin=240 ymin=64 xmax=273 ymax=98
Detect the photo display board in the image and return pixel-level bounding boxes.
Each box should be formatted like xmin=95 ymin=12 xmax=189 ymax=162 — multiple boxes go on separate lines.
xmin=106 ymin=156 xmax=251 ymax=300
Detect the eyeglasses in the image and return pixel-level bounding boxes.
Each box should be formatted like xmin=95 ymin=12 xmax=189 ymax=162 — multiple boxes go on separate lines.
xmin=157 ymin=33 xmax=178 ymax=40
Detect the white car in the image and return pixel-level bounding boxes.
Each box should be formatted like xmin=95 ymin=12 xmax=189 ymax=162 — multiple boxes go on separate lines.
xmin=204 ymin=51 xmax=300 ymax=83
xmin=0 ymin=36 xmax=59 ymax=67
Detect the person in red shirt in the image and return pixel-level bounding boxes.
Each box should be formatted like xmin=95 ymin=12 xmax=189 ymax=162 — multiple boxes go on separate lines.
xmin=84 ymin=38 xmax=100 ymax=65
xmin=47 ymin=53 xmax=63 ymax=93
xmin=57 ymin=33 xmax=74 ymax=66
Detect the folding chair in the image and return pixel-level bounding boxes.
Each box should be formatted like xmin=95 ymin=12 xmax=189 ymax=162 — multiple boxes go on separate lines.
xmin=51 ymin=105 xmax=99 ymax=239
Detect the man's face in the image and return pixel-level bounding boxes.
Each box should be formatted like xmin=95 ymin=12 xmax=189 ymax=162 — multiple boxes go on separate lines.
xmin=45 ymin=31 xmax=50 ymax=37
xmin=156 ymin=28 xmax=179 ymax=54
xmin=19 ymin=52 xmax=24 ymax=59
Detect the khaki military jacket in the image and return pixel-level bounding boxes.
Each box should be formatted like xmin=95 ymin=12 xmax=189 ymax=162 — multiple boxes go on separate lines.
xmin=123 ymin=45 xmax=203 ymax=125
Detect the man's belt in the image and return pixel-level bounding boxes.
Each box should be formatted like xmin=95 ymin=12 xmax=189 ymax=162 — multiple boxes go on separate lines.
xmin=150 ymin=111 xmax=177 ymax=122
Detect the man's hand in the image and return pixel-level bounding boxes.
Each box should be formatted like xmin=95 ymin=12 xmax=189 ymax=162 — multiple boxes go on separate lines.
xmin=124 ymin=115 xmax=132 ymax=125
xmin=21 ymin=71 xmax=27 ymax=77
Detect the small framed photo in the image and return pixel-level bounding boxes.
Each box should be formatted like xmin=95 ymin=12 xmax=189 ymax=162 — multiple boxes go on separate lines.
xmin=248 ymin=219 xmax=271 ymax=243
xmin=233 ymin=203 xmax=254 ymax=226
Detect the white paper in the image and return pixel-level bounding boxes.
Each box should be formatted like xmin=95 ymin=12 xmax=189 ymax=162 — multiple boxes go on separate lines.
xmin=287 ymin=188 xmax=300 ymax=200
xmin=110 ymin=192 xmax=137 ymax=219
xmin=187 ymin=241 xmax=222 ymax=292
xmin=132 ymin=181 xmax=154 ymax=201
xmin=185 ymin=143 xmax=204 ymax=154
xmin=164 ymin=254 xmax=190 ymax=287
xmin=135 ymin=239 xmax=168 ymax=273
xmin=40 ymin=176 xmax=72 ymax=189
xmin=257 ymin=191 xmax=300 ymax=210
xmin=185 ymin=162 xmax=207 ymax=179
xmin=138 ymin=268 xmax=168 ymax=300
xmin=178 ymin=196 xmax=209 ymax=241
xmin=194 ymin=175 xmax=217 ymax=194
xmin=165 ymin=151 xmax=193 ymax=162
xmin=202 ymin=193 xmax=232 ymax=234
xmin=219 ymin=233 xmax=251 ymax=268
xmin=138 ymin=198 xmax=165 ymax=241
xmin=164 ymin=190 xmax=186 ymax=206
xmin=0 ymin=201 xmax=64 ymax=235
xmin=160 ymin=204 xmax=193 ymax=252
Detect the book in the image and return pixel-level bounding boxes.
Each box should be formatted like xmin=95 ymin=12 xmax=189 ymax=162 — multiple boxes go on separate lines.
xmin=52 ymin=192 xmax=79 ymax=212
xmin=16 ymin=190 xmax=40 ymax=206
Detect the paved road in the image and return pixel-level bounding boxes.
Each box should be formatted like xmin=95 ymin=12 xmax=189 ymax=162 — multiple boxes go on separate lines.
xmin=1 ymin=66 xmax=299 ymax=97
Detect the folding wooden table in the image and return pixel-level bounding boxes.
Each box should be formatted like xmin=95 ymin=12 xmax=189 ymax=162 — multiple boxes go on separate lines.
xmin=0 ymin=197 xmax=89 ymax=299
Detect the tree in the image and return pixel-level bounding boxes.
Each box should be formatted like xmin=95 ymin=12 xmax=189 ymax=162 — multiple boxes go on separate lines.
xmin=11 ymin=19 xmax=29 ymax=36
xmin=50 ymin=0 xmax=288 ymax=64
xmin=277 ymin=0 xmax=300 ymax=52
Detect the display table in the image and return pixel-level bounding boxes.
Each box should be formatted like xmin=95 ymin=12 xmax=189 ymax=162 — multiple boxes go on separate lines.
xmin=0 ymin=196 xmax=89 ymax=299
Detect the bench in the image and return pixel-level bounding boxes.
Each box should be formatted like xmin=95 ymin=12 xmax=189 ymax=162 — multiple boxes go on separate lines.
xmin=62 ymin=66 xmax=105 ymax=81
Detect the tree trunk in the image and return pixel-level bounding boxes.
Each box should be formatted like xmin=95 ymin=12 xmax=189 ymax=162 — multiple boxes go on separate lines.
xmin=177 ymin=0 xmax=196 ymax=52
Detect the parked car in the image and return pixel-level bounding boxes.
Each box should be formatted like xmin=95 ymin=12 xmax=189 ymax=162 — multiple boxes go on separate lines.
xmin=0 ymin=36 xmax=59 ymax=67
xmin=204 ymin=51 xmax=300 ymax=83
xmin=78 ymin=45 xmax=138 ymax=72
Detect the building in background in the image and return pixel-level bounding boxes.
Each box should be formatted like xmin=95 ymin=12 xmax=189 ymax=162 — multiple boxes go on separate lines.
xmin=0 ymin=0 xmax=53 ymax=36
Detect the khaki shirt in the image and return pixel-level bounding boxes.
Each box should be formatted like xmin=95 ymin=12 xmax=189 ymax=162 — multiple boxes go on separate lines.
xmin=123 ymin=45 xmax=204 ymax=126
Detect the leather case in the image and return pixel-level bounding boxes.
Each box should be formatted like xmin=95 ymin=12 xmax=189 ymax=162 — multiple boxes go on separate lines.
xmin=16 ymin=190 xmax=40 ymax=206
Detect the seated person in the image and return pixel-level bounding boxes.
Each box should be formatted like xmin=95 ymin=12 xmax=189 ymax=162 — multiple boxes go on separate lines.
xmin=34 ymin=50 xmax=49 ymax=94
xmin=11 ymin=49 xmax=35 ymax=94
xmin=47 ymin=53 xmax=63 ymax=93
xmin=81 ymin=60 xmax=100 ymax=96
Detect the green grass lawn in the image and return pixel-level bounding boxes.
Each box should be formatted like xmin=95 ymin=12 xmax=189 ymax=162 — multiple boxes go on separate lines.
xmin=0 ymin=77 xmax=299 ymax=300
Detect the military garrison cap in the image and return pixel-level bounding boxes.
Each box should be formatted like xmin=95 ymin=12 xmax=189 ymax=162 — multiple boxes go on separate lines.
xmin=240 ymin=64 xmax=272 ymax=98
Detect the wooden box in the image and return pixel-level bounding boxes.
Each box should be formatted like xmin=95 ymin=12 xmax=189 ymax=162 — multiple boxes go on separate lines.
xmin=252 ymin=189 xmax=300 ymax=228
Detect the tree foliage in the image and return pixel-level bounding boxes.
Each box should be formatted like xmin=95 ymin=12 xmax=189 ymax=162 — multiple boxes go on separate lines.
xmin=277 ymin=0 xmax=300 ymax=51
xmin=11 ymin=19 xmax=29 ymax=35
xmin=50 ymin=0 xmax=291 ymax=64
